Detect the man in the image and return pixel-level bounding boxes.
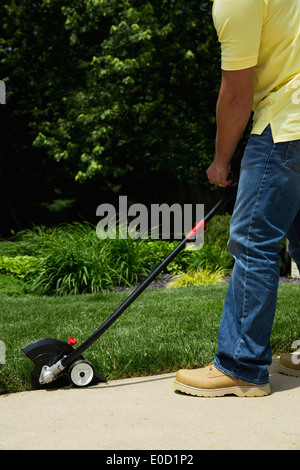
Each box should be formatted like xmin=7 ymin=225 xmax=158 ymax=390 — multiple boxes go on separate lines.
xmin=174 ymin=0 xmax=300 ymax=397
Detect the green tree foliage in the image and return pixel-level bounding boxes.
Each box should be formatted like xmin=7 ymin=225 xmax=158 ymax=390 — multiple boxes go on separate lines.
xmin=0 ymin=0 xmax=86 ymax=232
xmin=33 ymin=0 xmax=221 ymax=187
xmin=0 ymin=1 xmax=221 ymax=232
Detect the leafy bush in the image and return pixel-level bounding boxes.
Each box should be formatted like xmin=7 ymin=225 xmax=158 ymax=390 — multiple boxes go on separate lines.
xmin=0 ymin=255 xmax=40 ymax=280
xmin=19 ymin=223 xmax=122 ymax=295
xmin=0 ymin=274 xmax=27 ymax=296
xmin=1 ymin=223 xmax=155 ymax=295
xmin=101 ymin=236 xmax=153 ymax=286
xmin=204 ymin=213 xmax=231 ymax=245
xmin=191 ymin=214 xmax=233 ymax=271
xmin=146 ymin=240 xmax=197 ymax=274
xmin=189 ymin=242 xmax=233 ymax=272
xmin=145 ymin=214 xmax=233 ymax=273
xmin=166 ymin=267 xmax=226 ymax=288
xmin=0 ymin=215 xmax=233 ymax=295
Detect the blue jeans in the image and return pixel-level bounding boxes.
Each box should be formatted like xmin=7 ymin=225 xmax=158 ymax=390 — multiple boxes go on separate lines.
xmin=213 ymin=125 xmax=300 ymax=385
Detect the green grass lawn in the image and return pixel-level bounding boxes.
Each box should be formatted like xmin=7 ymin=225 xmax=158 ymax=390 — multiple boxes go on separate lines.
xmin=0 ymin=281 xmax=299 ymax=394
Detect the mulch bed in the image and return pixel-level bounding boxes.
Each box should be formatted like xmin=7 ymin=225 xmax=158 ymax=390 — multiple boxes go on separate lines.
xmin=113 ymin=273 xmax=300 ymax=293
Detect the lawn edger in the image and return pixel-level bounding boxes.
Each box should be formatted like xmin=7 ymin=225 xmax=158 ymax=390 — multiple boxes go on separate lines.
xmin=22 ymin=177 xmax=238 ymax=388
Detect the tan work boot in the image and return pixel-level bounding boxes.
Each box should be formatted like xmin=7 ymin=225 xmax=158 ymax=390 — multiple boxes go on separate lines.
xmin=278 ymin=352 xmax=300 ymax=378
xmin=174 ymin=363 xmax=270 ymax=397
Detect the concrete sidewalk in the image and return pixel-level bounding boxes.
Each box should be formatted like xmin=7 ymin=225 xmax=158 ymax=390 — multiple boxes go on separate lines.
xmin=0 ymin=357 xmax=299 ymax=450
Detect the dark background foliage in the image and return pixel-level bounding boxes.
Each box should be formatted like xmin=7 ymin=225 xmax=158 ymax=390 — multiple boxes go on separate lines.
xmin=0 ymin=0 xmax=244 ymax=237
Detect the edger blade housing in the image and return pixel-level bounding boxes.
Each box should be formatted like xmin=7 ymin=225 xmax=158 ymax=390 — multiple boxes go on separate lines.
xmin=22 ymin=338 xmax=75 ymax=383
xmin=23 ymin=338 xmax=107 ymax=387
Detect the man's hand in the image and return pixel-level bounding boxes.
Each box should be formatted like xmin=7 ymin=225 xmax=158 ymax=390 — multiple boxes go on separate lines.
xmin=206 ymin=160 xmax=232 ymax=187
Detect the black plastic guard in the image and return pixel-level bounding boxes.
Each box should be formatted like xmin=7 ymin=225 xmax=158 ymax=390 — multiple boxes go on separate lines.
xmin=22 ymin=338 xmax=107 ymax=387
xmin=22 ymin=338 xmax=75 ymax=377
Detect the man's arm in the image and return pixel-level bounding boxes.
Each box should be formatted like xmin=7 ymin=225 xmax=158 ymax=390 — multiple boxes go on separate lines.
xmin=206 ymin=67 xmax=255 ymax=186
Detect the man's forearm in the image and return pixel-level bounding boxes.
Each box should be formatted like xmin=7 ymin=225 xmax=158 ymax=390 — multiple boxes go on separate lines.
xmin=215 ymin=86 xmax=253 ymax=164
xmin=206 ymin=68 xmax=255 ymax=187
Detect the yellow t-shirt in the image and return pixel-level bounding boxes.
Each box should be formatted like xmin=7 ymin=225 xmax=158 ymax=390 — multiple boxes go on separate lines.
xmin=212 ymin=0 xmax=300 ymax=142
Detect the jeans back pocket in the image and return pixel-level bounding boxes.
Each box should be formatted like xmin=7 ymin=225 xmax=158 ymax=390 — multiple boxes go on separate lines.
xmin=285 ymin=141 xmax=300 ymax=173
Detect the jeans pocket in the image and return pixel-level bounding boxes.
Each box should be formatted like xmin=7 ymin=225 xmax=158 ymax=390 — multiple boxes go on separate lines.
xmin=285 ymin=141 xmax=300 ymax=173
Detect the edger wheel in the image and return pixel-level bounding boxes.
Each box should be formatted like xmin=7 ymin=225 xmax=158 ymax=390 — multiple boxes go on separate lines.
xmin=68 ymin=361 xmax=95 ymax=387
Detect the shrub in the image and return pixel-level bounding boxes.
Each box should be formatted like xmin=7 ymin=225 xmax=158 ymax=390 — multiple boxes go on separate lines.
xmin=166 ymin=267 xmax=226 ymax=288
xmin=146 ymin=240 xmax=197 ymax=274
xmin=22 ymin=223 xmax=120 ymax=295
xmin=189 ymin=242 xmax=233 ymax=272
xmin=2 ymin=223 xmax=155 ymax=295
xmin=0 ymin=274 xmax=27 ymax=296
xmin=204 ymin=213 xmax=231 ymax=245
xmin=0 ymin=215 xmax=233 ymax=295
xmin=0 ymin=255 xmax=40 ymax=280
xmin=101 ymin=236 xmax=153 ymax=286
xmin=189 ymin=214 xmax=233 ymax=272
